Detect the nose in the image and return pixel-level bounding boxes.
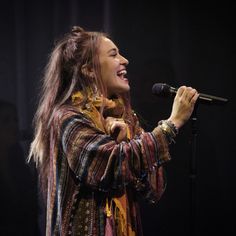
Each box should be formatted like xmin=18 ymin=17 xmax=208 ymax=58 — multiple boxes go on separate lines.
xmin=119 ymin=54 xmax=129 ymax=65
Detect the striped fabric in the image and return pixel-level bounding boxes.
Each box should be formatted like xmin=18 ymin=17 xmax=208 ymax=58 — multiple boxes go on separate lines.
xmin=45 ymin=106 xmax=171 ymax=236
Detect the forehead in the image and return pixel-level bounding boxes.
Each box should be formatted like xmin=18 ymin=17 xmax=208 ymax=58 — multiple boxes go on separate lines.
xmin=99 ymin=37 xmax=118 ymax=53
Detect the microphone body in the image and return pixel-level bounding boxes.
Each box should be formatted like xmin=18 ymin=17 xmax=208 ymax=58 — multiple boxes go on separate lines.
xmin=152 ymin=83 xmax=228 ymax=105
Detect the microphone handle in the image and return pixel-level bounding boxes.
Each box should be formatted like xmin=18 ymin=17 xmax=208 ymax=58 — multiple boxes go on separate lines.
xmin=198 ymin=92 xmax=228 ymax=103
xmin=169 ymin=85 xmax=228 ymax=105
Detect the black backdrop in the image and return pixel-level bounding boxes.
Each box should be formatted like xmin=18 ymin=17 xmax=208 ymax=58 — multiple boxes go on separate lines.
xmin=0 ymin=0 xmax=235 ymax=235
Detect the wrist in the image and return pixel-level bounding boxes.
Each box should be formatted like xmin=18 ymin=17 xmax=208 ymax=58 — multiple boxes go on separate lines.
xmin=158 ymin=120 xmax=178 ymax=144
xmin=167 ymin=118 xmax=182 ymax=130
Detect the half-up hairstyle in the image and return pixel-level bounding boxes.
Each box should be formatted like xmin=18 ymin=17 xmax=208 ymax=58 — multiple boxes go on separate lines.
xmin=28 ymin=26 xmax=107 ymax=166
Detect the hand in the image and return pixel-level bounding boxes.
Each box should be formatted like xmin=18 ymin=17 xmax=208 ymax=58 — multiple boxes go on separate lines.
xmin=168 ymin=86 xmax=199 ymax=129
xmin=105 ymin=117 xmax=128 ymax=143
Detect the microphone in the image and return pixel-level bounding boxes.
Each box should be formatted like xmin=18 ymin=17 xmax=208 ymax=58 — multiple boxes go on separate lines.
xmin=152 ymin=83 xmax=228 ymax=105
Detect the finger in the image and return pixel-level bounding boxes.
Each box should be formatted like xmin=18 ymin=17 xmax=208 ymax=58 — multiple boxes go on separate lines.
xmin=116 ymin=125 xmax=128 ymax=141
xmin=110 ymin=123 xmax=117 ymax=133
xmin=181 ymin=87 xmax=197 ymax=102
xmin=183 ymin=87 xmax=193 ymax=101
xmin=187 ymin=88 xmax=198 ymax=103
xmin=176 ymin=86 xmax=186 ymax=97
xmin=114 ymin=118 xmax=125 ymax=122
xmin=110 ymin=122 xmax=125 ymax=133
xmin=117 ymin=129 xmax=127 ymax=143
xmin=180 ymin=86 xmax=190 ymax=99
xmin=190 ymin=92 xmax=199 ymax=105
xmin=105 ymin=116 xmax=113 ymax=122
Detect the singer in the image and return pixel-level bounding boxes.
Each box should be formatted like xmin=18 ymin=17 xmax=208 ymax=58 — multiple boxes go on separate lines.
xmin=28 ymin=26 xmax=199 ymax=236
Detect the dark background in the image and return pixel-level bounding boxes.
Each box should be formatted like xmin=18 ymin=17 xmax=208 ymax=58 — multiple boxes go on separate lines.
xmin=0 ymin=0 xmax=235 ymax=235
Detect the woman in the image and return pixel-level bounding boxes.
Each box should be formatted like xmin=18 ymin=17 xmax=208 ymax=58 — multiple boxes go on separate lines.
xmin=29 ymin=26 xmax=198 ymax=236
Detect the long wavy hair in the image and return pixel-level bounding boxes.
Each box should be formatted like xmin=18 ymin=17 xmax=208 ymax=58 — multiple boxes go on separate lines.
xmin=28 ymin=26 xmax=134 ymax=182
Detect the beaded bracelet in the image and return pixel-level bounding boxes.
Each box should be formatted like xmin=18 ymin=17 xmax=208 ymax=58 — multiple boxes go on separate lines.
xmin=158 ymin=120 xmax=178 ymax=144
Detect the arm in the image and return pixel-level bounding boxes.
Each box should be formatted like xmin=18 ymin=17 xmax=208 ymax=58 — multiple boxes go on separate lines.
xmin=60 ymin=113 xmax=169 ymax=197
xmin=60 ymin=86 xmax=198 ymax=201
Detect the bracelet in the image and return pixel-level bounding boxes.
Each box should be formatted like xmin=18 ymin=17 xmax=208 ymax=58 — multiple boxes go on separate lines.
xmin=158 ymin=120 xmax=178 ymax=144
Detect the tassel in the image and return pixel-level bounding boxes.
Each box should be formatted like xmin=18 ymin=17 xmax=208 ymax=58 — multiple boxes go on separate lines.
xmin=105 ymin=198 xmax=114 ymax=236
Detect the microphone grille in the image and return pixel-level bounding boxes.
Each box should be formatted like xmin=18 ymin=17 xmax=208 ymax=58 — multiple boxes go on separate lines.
xmin=152 ymin=83 xmax=171 ymax=96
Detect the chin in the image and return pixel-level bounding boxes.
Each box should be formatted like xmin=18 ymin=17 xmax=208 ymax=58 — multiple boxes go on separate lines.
xmin=107 ymin=83 xmax=130 ymax=97
xmin=119 ymin=85 xmax=130 ymax=94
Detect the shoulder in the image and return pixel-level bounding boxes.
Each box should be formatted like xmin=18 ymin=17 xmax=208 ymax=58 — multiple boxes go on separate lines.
xmin=53 ymin=105 xmax=93 ymax=131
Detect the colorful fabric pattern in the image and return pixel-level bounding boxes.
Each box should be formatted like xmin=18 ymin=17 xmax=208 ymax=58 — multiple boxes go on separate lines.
xmin=45 ymin=95 xmax=171 ymax=236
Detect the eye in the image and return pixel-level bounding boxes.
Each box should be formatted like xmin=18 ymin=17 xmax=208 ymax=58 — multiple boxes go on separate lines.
xmin=110 ymin=52 xmax=117 ymax=57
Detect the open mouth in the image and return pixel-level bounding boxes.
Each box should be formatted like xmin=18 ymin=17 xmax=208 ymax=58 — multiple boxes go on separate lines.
xmin=117 ymin=69 xmax=128 ymax=81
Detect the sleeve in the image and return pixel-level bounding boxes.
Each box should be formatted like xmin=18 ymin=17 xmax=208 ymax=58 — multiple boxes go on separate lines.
xmin=60 ymin=113 xmax=171 ymax=203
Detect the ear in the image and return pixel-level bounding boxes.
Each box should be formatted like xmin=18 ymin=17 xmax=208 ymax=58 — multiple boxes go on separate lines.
xmin=81 ymin=64 xmax=95 ymax=79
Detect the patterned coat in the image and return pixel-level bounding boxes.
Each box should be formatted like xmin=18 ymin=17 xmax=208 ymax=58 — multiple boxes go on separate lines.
xmin=45 ymin=100 xmax=171 ymax=236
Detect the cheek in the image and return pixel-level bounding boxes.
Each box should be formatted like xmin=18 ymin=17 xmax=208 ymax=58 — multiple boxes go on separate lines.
xmin=100 ymin=67 xmax=109 ymax=85
xmin=100 ymin=62 xmax=115 ymax=82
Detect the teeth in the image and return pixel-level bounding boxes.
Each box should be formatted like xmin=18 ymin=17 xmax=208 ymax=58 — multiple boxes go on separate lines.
xmin=117 ymin=70 xmax=127 ymax=76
